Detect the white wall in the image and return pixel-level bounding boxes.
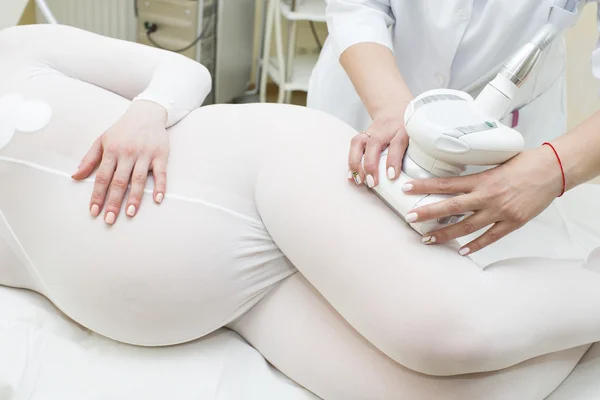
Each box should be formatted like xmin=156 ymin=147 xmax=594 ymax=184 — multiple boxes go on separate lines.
xmin=565 ymin=2 xmax=600 ymax=129
xmin=0 ymin=0 xmax=30 ymax=29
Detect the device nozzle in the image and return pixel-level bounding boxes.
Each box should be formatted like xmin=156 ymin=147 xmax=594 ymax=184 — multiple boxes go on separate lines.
xmin=500 ymin=23 xmax=559 ymax=87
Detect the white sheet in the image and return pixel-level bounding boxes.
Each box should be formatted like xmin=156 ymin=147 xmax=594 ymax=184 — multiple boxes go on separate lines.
xmin=2 ymin=285 xmax=600 ymax=400
xmin=0 ymin=286 xmax=318 ymax=400
xmin=0 ymin=0 xmax=29 ymax=30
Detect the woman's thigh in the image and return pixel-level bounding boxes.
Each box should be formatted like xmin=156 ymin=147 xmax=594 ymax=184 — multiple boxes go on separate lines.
xmin=0 ymin=72 xmax=295 ymax=346
xmin=230 ymin=273 xmax=588 ymax=400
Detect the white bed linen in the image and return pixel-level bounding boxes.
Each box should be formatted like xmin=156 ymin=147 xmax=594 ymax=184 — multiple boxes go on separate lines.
xmin=0 ymin=286 xmax=318 ymax=400
xmin=2 ymin=281 xmax=600 ymax=400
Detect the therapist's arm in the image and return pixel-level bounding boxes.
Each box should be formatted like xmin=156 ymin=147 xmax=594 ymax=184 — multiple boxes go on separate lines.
xmin=551 ymin=109 xmax=600 ymax=190
xmin=340 ymin=43 xmax=413 ymax=126
xmin=327 ymin=0 xmax=413 ymax=187
xmin=0 ymin=24 xmax=212 ymax=224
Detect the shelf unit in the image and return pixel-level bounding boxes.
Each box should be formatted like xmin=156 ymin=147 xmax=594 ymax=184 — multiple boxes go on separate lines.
xmin=259 ymin=0 xmax=326 ymax=104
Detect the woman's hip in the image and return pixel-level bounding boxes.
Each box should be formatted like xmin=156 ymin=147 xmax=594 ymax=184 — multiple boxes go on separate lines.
xmin=0 ymin=157 xmax=295 ymax=346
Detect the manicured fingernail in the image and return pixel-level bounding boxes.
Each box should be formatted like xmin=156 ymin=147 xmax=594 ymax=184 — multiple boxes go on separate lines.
xmin=90 ymin=204 xmax=100 ymax=217
xmin=126 ymin=205 xmax=136 ymax=217
xmin=105 ymin=212 xmax=116 ymax=225
xmin=402 ymin=183 xmax=413 ymax=192
xmin=71 ymin=168 xmax=80 ymax=177
xmin=348 ymin=170 xmax=353 ymax=180
xmin=405 ymin=212 xmax=417 ymax=223
xmin=366 ymin=174 xmax=375 ymax=188
xmin=422 ymin=236 xmax=436 ymax=244
xmin=387 ymin=167 xmax=395 ymax=180
xmin=155 ymin=193 xmax=164 ymax=204
xmin=353 ymin=173 xmax=362 ymax=186
xmin=459 ymin=247 xmax=470 ymax=256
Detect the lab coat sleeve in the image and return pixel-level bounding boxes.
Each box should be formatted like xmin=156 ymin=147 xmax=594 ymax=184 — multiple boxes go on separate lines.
xmin=0 ymin=24 xmax=211 ymax=127
xmin=591 ymin=1 xmax=600 ymax=81
xmin=326 ymin=0 xmax=395 ymax=58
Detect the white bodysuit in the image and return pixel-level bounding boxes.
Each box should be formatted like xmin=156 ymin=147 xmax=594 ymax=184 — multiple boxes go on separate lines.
xmin=3 ymin=24 xmax=600 ymax=400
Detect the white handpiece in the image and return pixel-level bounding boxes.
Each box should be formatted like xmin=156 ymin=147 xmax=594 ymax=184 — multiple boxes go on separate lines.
xmin=369 ymin=91 xmax=524 ymax=235
xmin=370 ymin=148 xmax=464 ymax=235
xmin=367 ymin=23 xmax=560 ymax=235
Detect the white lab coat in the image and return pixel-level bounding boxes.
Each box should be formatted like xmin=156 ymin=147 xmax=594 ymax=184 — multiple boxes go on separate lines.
xmin=307 ymin=0 xmax=600 ymax=267
xmin=307 ymin=0 xmax=597 ymax=149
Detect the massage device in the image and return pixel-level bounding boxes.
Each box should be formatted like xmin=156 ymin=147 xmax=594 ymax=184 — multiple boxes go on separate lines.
xmin=370 ymin=23 xmax=561 ymax=235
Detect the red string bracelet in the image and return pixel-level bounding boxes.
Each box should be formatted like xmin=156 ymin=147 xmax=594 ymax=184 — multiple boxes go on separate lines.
xmin=542 ymin=142 xmax=566 ymax=197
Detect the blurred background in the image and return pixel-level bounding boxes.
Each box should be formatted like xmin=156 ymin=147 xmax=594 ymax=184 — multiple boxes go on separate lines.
xmin=3 ymin=0 xmax=600 ymax=130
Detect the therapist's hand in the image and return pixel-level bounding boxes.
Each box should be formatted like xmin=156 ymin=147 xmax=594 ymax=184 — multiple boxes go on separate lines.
xmin=71 ymin=100 xmax=169 ymax=225
xmin=403 ymin=147 xmax=564 ymax=255
xmin=348 ymin=111 xmax=408 ymax=188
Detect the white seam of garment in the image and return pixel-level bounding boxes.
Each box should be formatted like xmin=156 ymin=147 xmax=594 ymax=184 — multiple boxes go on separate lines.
xmin=0 ymin=156 xmax=264 ymax=228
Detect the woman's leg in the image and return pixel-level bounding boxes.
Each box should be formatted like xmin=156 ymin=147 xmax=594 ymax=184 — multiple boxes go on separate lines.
xmin=231 ymin=272 xmax=589 ymax=400
xmin=244 ymin=103 xmax=600 ymax=376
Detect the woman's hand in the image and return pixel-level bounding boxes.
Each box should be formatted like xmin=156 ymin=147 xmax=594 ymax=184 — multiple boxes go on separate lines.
xmin=402 ymin=146 xmax=564 ymax=255
xmin=71 ymin=100 xmax=169 ymax=225
xmin=337 ymin=43 xmax=414 ymax=188
xmin=348 ymin=111 xmax=408 ymax=188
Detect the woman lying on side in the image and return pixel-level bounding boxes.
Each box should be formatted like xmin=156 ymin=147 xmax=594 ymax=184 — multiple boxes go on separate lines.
xmin=1 ymin=24 xmax=600 ymax=400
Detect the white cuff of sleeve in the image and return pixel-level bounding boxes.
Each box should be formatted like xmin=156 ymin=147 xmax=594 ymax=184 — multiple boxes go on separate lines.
xmin=132 ymin=93 xmax=191 ymax=128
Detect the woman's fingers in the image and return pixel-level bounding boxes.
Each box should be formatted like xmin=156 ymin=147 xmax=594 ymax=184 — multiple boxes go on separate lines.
xmin=89 ymin=150 xmax=166 ymax=223
xmin=102 ymin=156 xmax=135 ymax=225
xmin=421 ymin=211 xmax=493 ymax=245
xmin=72 ymin=138 xmax=102 ymax=180
xmin=348 ymin=133 xmax=368 ymax=185
xmin=406 ymin=192 xmax=482 ymax=224
xmin=362 ymin=135 xmax=389 ymax=188
xmin=385 ymin=131 xmax=408 ymax=180
xmin=457 ymin=221 xmax=516 ymax=256
xmin=89 ymin=147 xmax=118 ymax=218
xmin=404 ymin=175 xmax=476 ymax=195
xmin=151 ymin=153 xmax=168 ymax=204
xmin=126 ymin=156 xmax=151 ymax=218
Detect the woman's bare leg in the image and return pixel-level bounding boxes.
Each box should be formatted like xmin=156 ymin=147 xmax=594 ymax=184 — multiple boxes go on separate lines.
xmin=231 ymin=272 xmax=589 ymax=400
xmin=247 ymin=104 xmax=600 ymax=376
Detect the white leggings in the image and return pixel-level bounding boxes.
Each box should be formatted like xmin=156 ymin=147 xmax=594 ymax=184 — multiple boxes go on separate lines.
xmin=1 ymin=25 xmax=600 ymax=400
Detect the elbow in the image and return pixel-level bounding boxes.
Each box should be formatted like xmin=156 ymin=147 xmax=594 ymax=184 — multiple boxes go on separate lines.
xmin=174 ymin=53 xmax=213 ymax=105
